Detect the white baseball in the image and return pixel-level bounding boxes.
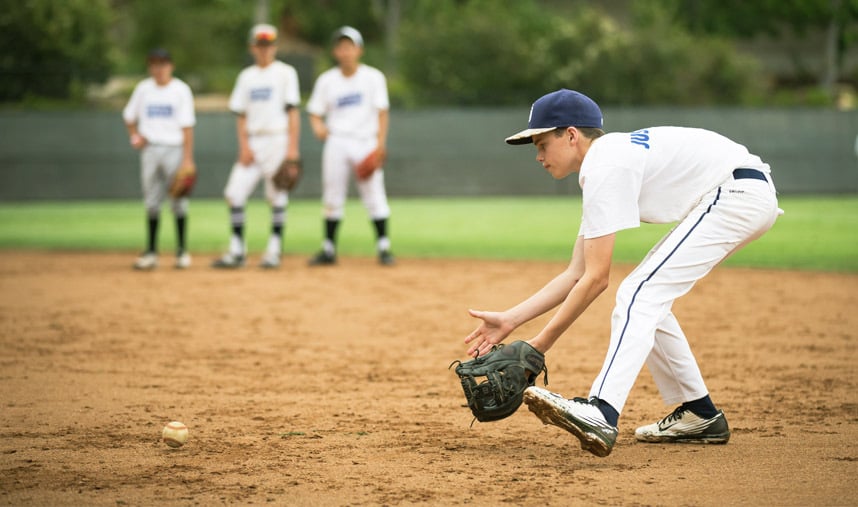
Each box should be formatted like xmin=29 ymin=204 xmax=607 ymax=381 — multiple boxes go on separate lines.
xmin=162 ymin=421 xmax=189 ymax=448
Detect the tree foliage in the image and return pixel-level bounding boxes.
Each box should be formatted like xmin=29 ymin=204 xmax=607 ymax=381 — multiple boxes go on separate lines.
xmin=0 ymin=0 xmax=112 ymax=102
xmin=649 ymin=0 xmax=858 ymax=38
xmin=2 ymin=0 xmax=850 ymax=106
xmin=273 ymin=0 xmax=385 ymax=46
xmin=649 ymin=0 xmax=858 ymax=92
xmin=398 ymin=0 xmax=552 ymax=105
xmin=396 ymin=0 xmax=760 ymax=106
xmin=114 ymin=0 xmax=253 ymax=91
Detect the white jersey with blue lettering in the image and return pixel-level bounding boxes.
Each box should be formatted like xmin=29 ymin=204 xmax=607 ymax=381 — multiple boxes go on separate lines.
xmin=229 ymin=60 xmax=300 ymax=135
xmin=578 ymin=127 xmax=771 ymax=238
xmin=122 ymin=77 xmax=195 ymax=146
xmin=576 ymin=125 xmax=780 ymax=414
xmin=306 ymin=63 xmax=389 ymax=139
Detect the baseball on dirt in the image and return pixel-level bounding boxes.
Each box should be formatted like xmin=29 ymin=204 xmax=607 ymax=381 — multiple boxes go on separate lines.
xmin=162 ymin=421 xmax=189 ymax=448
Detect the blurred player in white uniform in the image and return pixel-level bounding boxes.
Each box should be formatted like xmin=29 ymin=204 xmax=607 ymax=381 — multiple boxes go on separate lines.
xmin=306 ymin=26 xmax=394 ymax=266
xmin=465 ymin=89 xmax=781 ymax=457
xmin=213 ymin=23 xmax=301 ymax=269
xmin=123 ymin=48 xmax=196 ymax=270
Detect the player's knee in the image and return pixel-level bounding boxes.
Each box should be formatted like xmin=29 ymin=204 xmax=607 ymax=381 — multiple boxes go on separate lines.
xmin=172 ymin=198 xmax=189 ymax=216
xmin=267 ymin=190 xmax=289 ymax=209
xmin=366 ymin=203 xmax=390 ymax=219
xmin=323 ymin=200 xmax=344 ymax=219
xmin=224 ymin=190 xmax=245 ymax=208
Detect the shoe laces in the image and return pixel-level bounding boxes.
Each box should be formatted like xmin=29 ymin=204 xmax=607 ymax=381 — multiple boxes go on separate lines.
xmin=661 ymin=405 xmax=689 ymax=425
xmin=572 ymin=396 xmax=597 ymax=406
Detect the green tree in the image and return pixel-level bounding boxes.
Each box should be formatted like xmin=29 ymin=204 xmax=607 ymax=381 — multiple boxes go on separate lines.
xmin=0 ymin=0 xmax=112 ymax=102
xmin=649 ymin=0 xmax=858 ymax=94
xmin=542 ymin=6 xmax=760 ymax=105
xmin=273 ymin=0 xmax=384 ymax=46
xmin=397 ymin=0 xmax=552 ymax=105
xmin=395 ymin=0 xmax=760 ymax=106
xmin=113 ymin=0 xmax=253 ymax=92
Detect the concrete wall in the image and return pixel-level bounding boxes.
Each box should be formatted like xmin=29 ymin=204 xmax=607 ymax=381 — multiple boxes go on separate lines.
xmin=1 ymin=108 xmax=856 ymax=201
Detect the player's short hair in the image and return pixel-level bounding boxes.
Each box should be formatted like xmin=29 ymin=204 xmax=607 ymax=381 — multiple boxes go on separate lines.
xmin=553 ymin=126 xmax=605 ymax=140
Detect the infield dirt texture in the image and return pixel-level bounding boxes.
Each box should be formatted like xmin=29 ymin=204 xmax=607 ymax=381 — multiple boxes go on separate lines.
xmin=1 ymin=251 xmax=856 ymax=506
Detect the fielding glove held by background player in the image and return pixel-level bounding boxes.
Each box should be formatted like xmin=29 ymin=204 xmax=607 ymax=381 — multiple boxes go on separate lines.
xmin=450 ymin=340 xmax=548 ymax=423
xmin=355 ymin=148 xmax=384 ymax=181
xmin=169 ymin=165 xmax=196 ymax=198
xmin=273 ymin=158 xmax=302 ymax=191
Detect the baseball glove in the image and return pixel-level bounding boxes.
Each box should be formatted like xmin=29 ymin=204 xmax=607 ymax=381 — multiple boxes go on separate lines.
xmin=273 ymin=158 xmax=302 ymax=191
xmin=169 ymin=165 xmax=197 ymax=198
xmin=450 ymin=340 xmax=548 ymax=424
xmin=355 ymin=148 xmax=384 ymax=181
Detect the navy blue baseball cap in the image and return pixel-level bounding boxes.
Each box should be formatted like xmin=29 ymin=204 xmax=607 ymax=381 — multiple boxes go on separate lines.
xmin=146 ymin=48 xmax=172 ymax=62
xmin=505 ymin=89 xmax=603 ymax=145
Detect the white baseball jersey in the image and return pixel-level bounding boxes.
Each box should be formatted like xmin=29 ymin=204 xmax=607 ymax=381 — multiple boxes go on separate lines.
xmin=229 ymin=60 xmax=300 ymax=135
xmin=578 ymin=127 xmax=770 ymax=238
xmin=122 ymin=77 xmax=195 ymax=146
xmin=575 ymin=126 xmax=780 ymax=414
xmin=306 ymin=64 xmax=389 ymax=139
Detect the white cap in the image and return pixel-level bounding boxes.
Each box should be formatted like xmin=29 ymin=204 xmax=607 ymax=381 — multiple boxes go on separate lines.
xmin=332 ymin=26 xmax=363 ymax=47
xmin=249 ymin=23 xmax=277 ymax=45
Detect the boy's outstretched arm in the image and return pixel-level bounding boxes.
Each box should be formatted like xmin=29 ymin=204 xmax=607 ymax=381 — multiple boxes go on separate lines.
xmin=465 ymin=234 xmax=594 ymax=356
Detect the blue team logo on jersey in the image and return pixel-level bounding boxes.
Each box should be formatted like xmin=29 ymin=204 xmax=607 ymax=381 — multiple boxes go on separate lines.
xmin=147 ymin=104 xmax=174 ymax=118
xmin=337 ymin=92 xmax=363 ymax=108
xmin=250 ymin=87 xmax=272 ymax=101
xmin=630 ymin=129 xmax=650 ymax=149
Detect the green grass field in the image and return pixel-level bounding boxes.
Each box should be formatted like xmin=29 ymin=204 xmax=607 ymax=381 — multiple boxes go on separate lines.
xmin=1 ymin=196 xmax=856 ymax=271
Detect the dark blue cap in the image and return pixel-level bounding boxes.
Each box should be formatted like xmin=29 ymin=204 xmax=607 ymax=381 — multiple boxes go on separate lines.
xmin=146 ymin=48 xmax=172 ymax=62
xmin=506 ymin=89 xmax=603 ymax=145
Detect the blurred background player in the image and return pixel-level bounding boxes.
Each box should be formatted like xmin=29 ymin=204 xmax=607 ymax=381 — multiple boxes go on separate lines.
xmin=306 ymin=26 xmax=394 ymax=266
xmin=212 ymin=23 xmax=301 ymax=269
xmin=123 ymin=48 xmax=196 ymax=270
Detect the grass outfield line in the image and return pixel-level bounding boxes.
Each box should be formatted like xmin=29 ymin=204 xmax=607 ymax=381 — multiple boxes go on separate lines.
xmin=0 ymin=196 xmax=856 ymax=272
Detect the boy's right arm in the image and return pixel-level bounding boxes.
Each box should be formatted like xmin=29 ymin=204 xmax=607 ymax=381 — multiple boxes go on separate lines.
xmin=309 ymin=114 xmax=328 ymax=141
xmin=235 ymin=114 xmax=253 ymax=165
xmin=465 ymin=236 xmax=586 ymax=356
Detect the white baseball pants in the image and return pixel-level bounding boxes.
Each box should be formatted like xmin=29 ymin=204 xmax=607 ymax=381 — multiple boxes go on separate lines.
xmin=140 ymin=144 xmax=187 ymax=215
xmin=590 ymin=172 xmax=780 ymax=413
xmin=321 ymin=135 xmax=390 ymax=220
xmin=224 ymin=133 xmax=288 ymax=208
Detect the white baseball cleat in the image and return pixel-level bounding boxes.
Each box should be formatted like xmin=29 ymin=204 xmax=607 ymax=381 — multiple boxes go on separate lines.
xmin=259 ymin=251 xmax=281 ymax=269
xmin=211 ymin=252 xmax=245 ymax=269
xmin=635 ymin=407 xmax=730 ymax=444
xmin=524 ymin=387 xmax=618 ymax=457
xmin=133 ymin=252 xmax=158 ymax=270
xmin=378 ymin=250 xmax=395 ymax=266
xmin=175 ymin=252 xmax=192 ymax=269
xmin=308 ymin=250 xmax=336 ymax=266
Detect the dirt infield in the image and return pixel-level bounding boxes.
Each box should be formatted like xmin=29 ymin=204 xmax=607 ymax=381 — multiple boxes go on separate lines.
xmin=1 ymin=251 xmax=856 ymax=506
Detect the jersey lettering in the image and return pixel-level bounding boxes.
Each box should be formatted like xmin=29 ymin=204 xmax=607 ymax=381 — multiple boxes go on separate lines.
xmin=146 ymin=104 xmax=174 ymax=118
xmin=337 ymin=92 xmax=363 ymax=108
xmin=630 ymin=129 xmax=650 ymax=149
xmin=250 ymin=87 xmax=272 ymax=101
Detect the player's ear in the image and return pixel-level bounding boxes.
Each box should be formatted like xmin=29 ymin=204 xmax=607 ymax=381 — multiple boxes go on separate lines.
xmin=566 ymin=127 xmax=578 ymax=144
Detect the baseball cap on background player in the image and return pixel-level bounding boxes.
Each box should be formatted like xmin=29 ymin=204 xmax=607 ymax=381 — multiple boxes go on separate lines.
xmin=146 ymin=48 xmax=172 ymax=63
xmin=332 ymin=25 xmax=364 ymax=47
xmin=249 ymin=23 xmax=278 ymax=45
xmin=505 ymin=89 xmax=603 ymax=145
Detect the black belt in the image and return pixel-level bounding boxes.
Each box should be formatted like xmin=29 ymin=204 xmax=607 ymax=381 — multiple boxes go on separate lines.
xmin=733 ymin=168 xmax=768 ymax=182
